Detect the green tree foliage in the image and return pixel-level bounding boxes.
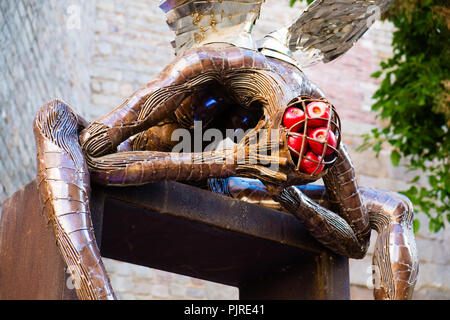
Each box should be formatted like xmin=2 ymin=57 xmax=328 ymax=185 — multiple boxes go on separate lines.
xmin=290 ymin=0 xmax=314 ymax=6
xmin=290 ymin=0 xmax=449 ymax=233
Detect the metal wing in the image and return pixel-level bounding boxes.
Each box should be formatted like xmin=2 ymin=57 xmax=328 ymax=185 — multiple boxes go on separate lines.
xmin=259 ymin=0 xmax=393 ymax=67
xmin=159 ymin=0 xmax=264 ymax=55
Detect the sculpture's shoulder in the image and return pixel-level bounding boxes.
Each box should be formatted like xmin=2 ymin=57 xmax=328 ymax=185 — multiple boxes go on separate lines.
xmin=263 ymin=56 xmax=318 ymax=98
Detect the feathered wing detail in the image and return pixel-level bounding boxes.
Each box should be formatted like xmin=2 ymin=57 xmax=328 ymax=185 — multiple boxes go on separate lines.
xmin=258 ymin=0 xmax=393 ymax=68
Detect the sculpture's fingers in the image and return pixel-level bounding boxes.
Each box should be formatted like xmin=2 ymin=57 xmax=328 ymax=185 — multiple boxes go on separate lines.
xmin=79 ymin=45 xmax=273 ymax=159
xmin=34 ymin=100 xmax=116 ymax=300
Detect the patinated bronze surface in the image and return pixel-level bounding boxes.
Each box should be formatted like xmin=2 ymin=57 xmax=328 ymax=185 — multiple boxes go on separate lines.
xmin=32 ymin=0 xmax=418 ymax=300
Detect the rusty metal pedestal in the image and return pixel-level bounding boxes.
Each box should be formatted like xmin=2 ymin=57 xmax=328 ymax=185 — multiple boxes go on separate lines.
xmin=0 ymin=180 xmax=350 ymax=300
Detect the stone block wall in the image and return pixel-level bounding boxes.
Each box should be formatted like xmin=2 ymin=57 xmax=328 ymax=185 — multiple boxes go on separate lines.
xmin=1 ymin=0 xmax=449 ymax=300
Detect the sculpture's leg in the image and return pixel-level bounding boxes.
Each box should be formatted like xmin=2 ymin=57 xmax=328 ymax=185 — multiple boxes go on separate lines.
xmin=273 ymin=144 xmax=371 ymax=259
xmin=359 ymin=187 xmax=418 ymax=300
xmin=209 ymin=178 xmax=418 ymax=299
xmin=34 ymin=100 xmax=116 ymax=300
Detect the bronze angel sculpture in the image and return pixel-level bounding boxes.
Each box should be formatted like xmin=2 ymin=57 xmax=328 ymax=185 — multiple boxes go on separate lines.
xmin=33 ymin=0 xmax=418 ymax=300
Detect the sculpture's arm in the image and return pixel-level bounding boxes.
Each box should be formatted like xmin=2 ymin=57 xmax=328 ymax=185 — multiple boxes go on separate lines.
xmin=79 ymin=45 xmax=273 ymax=159
xmin=77 ymin=45 xmax=286 ymax=186
xmin=275 ymin=144 xmax=371 ymax=259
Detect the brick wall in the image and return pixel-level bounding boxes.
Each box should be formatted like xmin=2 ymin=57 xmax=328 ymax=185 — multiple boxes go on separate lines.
xmin=1 ymin=0 xmax=449 ymax=300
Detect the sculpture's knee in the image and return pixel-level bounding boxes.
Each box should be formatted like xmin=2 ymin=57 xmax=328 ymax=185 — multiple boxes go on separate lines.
xmin=34 ymin=99 xmax=85 ymax=168
xmin=34 ymin=99 xmax=79 ymax=135
xmin=361 ymin=187 xmax=414 ymax=228
xmin=386 ymin=191 xmax=414 ymax=225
